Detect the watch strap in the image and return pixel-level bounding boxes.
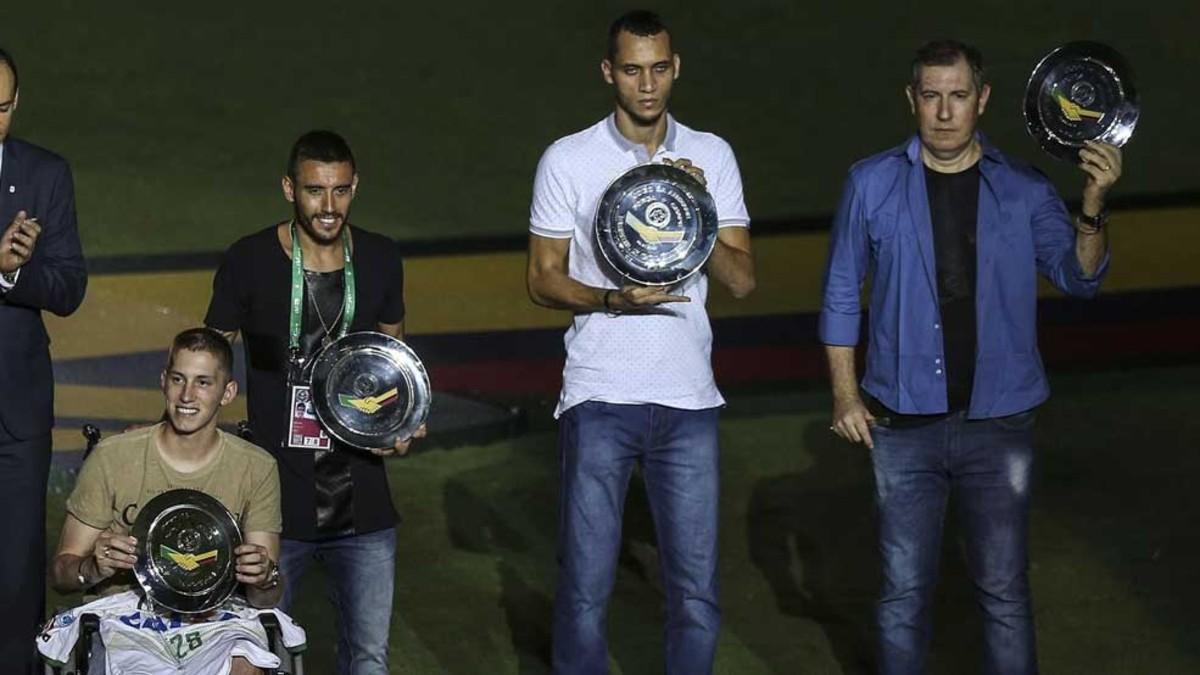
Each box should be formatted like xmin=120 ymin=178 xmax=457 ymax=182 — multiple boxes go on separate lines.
xmin=1078 ymin=208 xmax=1109 ymax=228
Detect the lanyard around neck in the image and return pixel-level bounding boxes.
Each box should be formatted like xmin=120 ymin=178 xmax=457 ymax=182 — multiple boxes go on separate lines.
xmin=289 ymin=221 xmax=356 ymax=353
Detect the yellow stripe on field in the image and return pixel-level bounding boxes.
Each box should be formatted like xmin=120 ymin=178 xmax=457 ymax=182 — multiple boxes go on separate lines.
xmin=56 ymin=385 xmax=168 ymax=420
xmin=46 ymin=271 xmax=214 ymax=359
xmin=42 ymin=206 xmax=1200 ymax=359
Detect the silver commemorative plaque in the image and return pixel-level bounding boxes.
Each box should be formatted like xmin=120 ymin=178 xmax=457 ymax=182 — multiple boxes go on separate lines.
xmin=132 ymin=489 xmax=242 ymax=615
xmin=309 ymin=331 xmax=431 ymax=450
xmin=1024 ymin=41 xmax=1139 ymax=161
xmin=594 ymin=163 xmax=719 ymax=286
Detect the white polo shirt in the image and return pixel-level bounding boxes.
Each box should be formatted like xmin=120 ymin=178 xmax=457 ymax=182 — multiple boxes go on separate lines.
xmin=530 ymin=114 xmax=750 ymax=417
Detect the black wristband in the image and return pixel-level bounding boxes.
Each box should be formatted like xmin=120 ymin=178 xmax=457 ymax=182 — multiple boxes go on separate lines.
xmin=602 ymin=289 xmax=619 ymax=314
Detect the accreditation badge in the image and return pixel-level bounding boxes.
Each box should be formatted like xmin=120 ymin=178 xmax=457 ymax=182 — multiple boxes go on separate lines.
xmin=287 ymin=385 xmax=332 ymax=450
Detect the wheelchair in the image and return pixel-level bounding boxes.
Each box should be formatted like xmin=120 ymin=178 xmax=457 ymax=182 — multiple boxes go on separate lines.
xmin=43 ymin=424 xmax=304 ymax=674
xmin=43 ymin=611 xmax=303 ymax=675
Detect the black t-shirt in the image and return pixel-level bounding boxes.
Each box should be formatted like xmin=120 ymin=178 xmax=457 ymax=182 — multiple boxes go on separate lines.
xmin=925 ymin=163 xmax=979 ymax=412
xmin=205 ymin=224 xmax=406 ymax=540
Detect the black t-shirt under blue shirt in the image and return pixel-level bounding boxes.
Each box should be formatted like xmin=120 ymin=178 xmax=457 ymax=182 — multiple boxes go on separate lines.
xmin=925 ymin=163 xmax=980 ymax=412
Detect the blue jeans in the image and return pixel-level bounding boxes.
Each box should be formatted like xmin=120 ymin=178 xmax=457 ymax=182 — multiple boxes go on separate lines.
xmin=553 ymin=401 xmax=721 ymax=675
xmin=871 ymin=410 xmax=1038 ymax=675
xmin=279 ymin=527 xmax=396 ymax=675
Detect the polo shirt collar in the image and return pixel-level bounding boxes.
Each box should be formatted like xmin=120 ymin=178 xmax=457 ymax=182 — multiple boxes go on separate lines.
xmin=606 ymin=113 xmax=678 ymax=159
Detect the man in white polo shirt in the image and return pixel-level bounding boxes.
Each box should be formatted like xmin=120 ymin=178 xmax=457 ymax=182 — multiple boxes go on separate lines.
xmin=526 ymin=10 xmax=755 ymax=674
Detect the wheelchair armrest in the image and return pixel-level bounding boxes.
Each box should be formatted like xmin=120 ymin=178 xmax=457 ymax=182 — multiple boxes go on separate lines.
xmin=258 ymin=612 xmax=281 ymax=654
xmin=236 ymin=420 xmax=255 ymax=442
xmin=73 ymin=613 xmax=100 ymax=675
xmin=257 ymin=612 xmax=304 ymax=675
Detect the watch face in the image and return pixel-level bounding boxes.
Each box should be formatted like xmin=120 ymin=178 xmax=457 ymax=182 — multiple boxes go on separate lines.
xmin=261 ymin=563 xmax=279 ymax=588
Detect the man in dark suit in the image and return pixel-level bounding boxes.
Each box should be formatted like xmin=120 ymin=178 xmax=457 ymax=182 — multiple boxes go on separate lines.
xmin=0 ymin=46 xmax=87 ymax=673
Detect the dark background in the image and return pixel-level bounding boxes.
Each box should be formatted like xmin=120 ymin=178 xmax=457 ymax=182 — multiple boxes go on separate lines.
xmin=4 ymin=1 xmax=1197 ymax=255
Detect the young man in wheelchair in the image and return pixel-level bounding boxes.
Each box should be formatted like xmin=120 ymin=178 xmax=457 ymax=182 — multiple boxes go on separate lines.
xmin=42 ymin=328 xmax=299 ymax=674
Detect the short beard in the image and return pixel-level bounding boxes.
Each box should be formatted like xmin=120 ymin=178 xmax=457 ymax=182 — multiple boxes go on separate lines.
xmin=295 ymin=207 xmax=346 ymax=245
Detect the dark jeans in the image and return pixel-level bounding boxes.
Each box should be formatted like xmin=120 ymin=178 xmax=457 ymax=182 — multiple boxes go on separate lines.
xmin=0 ymin=433 xmax=51 ymax=675
xmin=280 ymin=527 xmax=396 ymax=675
xmin=553 ymin=401 xmax=721 ymax=675
xmin=871 ymin=410 xmax=1038 ymax=675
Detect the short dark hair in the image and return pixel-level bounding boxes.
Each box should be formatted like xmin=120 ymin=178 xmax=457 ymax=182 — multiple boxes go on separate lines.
xmin=911 ymin=40 xmax=986 ymax=93
xmin=287 ymin=130 xmax=356 ymax=179
xmin=0 ymin=46 xmax=19 ymax=96
xmin=607 ymin=10 xmax=670 ymax=61
xmin=168 ymin=327 xmax=234 ymax=377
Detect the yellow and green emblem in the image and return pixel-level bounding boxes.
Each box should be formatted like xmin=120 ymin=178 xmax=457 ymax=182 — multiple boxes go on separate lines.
xmin=159 ymin=545 xmax=219 ymax=572
xmin=338 ymin=388 xmax=399 ymax=415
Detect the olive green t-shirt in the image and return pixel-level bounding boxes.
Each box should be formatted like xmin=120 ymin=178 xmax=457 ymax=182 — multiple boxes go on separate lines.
xmin=66 ymin=424 xmax=281 ymax=595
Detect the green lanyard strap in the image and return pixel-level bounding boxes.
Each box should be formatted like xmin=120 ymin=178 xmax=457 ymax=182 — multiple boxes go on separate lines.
xmin=288 ymin=221 xmax=357 ymax=358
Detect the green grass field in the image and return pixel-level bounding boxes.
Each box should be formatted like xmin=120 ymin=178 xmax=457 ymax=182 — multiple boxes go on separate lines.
xmin=45 ymin=364 xmax=1200 ymax=673
xmin=17 ymin=2 xmax=1200 ymax=672
xmin=5 ymin=1 xmax=1199 ymax=256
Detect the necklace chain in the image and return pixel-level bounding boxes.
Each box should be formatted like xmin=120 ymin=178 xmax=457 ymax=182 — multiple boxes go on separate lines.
xmin=306 ymin=274 xmax=345 ymax=343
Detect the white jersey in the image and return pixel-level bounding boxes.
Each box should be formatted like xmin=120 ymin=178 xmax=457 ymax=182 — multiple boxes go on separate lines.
xmin=529 ymin=114 xmax=751 ymax=417
xmin=38 ymin=591 xmax=306 ymax=675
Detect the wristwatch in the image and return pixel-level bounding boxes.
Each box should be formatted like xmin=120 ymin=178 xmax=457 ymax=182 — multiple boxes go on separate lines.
xmin=76 ymin=557 xmax=90 ymax=590
xmin=1077 ymin=208 xmax=1109 ymax=230
xmin=256 ymin=560 xmax=281 ymax=590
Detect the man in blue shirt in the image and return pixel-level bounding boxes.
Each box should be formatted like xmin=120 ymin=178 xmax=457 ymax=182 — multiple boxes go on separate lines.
xmin=819 ymin=40 xmax=1122 ymax=673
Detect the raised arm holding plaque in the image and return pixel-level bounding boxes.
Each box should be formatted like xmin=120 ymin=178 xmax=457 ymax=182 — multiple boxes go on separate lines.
xmin=1024 ymin=41 xmax=1139 ymax=161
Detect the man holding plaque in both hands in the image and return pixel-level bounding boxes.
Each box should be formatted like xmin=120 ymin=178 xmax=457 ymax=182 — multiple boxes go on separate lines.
xmin=819 ymin=40 xmax=1123 ymax=674
xmin=527 ymin=11 xmax=754 ymax=674
xmin=48 ymin=328 xmax=282 ymax=675
xmin=205 ymin=130 xmax=419 ymax=675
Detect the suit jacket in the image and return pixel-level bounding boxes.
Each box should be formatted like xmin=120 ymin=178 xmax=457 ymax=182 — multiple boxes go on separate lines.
xmin=0 ymin=137 xmax=87 ymax=439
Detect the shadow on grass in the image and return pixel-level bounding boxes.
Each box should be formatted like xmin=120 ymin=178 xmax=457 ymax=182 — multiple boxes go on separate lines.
xmin=736 ymin=413 xmax=994 ymax=674
xmin=439 ymin=453 xmax=684 ymax=674
xmin=742 ymin=418 xmax=878 ymax=674
xmin=443 ymin=476 xmax=552 ymax=673
xmin=40 ymin=366 xmax=1200 ymax=673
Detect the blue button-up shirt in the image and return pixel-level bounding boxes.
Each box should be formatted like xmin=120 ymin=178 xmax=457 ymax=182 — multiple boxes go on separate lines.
xmin=819 ymin=135 xmax=1109 ymax=418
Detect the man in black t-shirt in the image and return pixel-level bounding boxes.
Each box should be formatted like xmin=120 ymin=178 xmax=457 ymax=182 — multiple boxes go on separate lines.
xmin=820 ymin=41 xmax=1123 ymax=673
xmin=205 ymin=130 xmax=421 ymax=675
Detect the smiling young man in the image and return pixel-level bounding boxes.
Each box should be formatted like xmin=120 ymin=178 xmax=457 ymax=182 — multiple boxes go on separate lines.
xmin=527 ymin=10 xmax=755 ymax=674
xmin=205 ymin=130 xmax=414 ymax=674
xmin=819 ymin=41 xmax=1123 ymax=673
xmin=48 ymin=328 xmax=281 ymax=675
